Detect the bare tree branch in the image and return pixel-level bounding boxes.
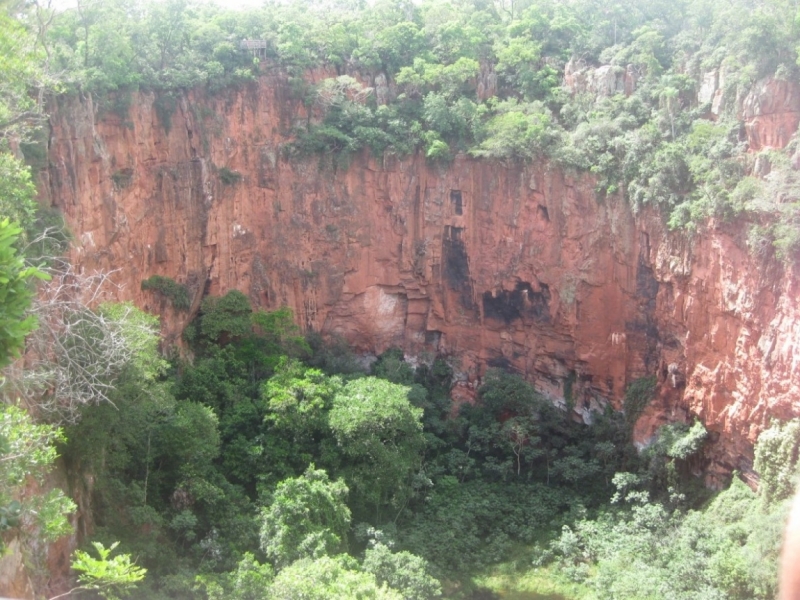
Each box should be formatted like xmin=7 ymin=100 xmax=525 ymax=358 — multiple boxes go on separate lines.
xmin=0 ymin=110 xmax=45 ymax=133
xmin=2 ymin=229 xmax=158 ymax=423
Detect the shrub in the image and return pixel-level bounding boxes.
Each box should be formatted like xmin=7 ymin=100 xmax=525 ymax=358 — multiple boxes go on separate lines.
xmin=199 ymin=290 xmax=253 ymax=341
xmin=111 ymin=168 xmax=134 ymax=189
xmin=754 ymin=419 xmax=800 ymax=505
xmin=141 ymin=275 xmax=191 ymax=310
xmin=219 ymin=167 xmax=242 ymax=185
xmin=623 ymin=376 xmax=656 ymax=428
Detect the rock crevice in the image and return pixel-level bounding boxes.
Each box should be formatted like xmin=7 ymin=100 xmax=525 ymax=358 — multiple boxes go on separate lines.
xmin=43 ymin=76 xmax=800 ymax=481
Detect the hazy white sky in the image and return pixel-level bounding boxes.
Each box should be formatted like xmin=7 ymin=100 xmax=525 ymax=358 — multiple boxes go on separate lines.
xmin=52 ymin=0 xmax=269 ymax=10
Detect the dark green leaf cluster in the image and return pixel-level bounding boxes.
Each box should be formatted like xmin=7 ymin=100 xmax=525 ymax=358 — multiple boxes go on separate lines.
xmin=57 ymin=299 xmax=793 ymax=598
xmin=400 ymin=477 xmax=575 ymax=574
xmin=623 ymin=375 xmax=655 ymax=429
xmin=198 ymin=290 xmax=254 ymax=342
xmin=218 ymin=167 xmax=242 ymax=185
xmin=141 ymin=275 xmax=191 ymax=311
xmin=439 ymin=369 xmax=635 ymax=489
xmin=0 ymin=499 xmax=21 ymax=531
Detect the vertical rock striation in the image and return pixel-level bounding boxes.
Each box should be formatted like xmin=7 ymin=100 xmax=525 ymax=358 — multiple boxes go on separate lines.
xmin=42 ymin=74 xmax=800 ymax=481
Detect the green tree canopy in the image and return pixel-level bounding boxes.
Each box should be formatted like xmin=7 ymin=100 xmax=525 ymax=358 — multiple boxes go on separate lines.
xmin=259 ymin=465 xmax=351 ymax=568
xmin=754 ymin=419 xmax=800 ymax=506
xmin=200 ymin=290 xmax=253 ymax=342
xmin=268 ymin=555 xmax=402 ymax=600
xmin=0 ymin=219 xmax=46 ymax=368
xmin=0 ymin=404 xmax=75 ymax=548
xmin=329 ymin=377 xmax=425 ymax=519
xmin=362 ymin=542 xmax=442 ymax=600
xmin=263 ymin=358 xmax=341 ymax=437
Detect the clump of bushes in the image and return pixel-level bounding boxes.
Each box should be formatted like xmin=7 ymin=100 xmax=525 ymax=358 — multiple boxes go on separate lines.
xmin=141 ymin=275 xmax=191 ymax=310
xmin=623 ymin=375 xmax=656 ymax=428
xmin=111 ymin=168 xmax=134 ymax=189
xmin=218 ymin=167 xmax=242 ymax=185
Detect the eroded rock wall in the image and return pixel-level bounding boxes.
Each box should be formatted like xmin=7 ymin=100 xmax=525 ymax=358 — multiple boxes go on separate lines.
xmin=42 ymin=74 xmax=800 ymax=481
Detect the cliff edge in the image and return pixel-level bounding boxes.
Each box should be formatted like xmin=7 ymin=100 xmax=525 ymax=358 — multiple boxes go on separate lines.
xmin=42 ymin=74 xmax=800 ymax=483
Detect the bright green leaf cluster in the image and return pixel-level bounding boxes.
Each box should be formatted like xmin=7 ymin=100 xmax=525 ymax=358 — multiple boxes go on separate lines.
xmin=0 ymin=218 xmax=47 ymax=369
xmin=0 ymin=404 xmax=75 ymax=547
xmin=754 ymin=419 xmax=800 ymax=506
xmin=260 ymin=465 xmax=351 ymax=567
xmin=72 ymin=541 xmax=147 ymax=600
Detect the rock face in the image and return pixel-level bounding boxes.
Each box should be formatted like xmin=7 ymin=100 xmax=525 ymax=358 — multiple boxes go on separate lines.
xmin=0 ymin=461 xmax=84 ymax=599
xmin=741 ymin=77 xmax=800 ymax=150
xmin=564 ymin=59 xmax=637 ymax=97
xmin=41 ymin=74 xmax=800 ymax=483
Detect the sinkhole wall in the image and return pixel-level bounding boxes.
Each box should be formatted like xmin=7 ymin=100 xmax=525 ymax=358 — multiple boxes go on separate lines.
xmin=41 ymin=72 xmax=800 ymax=484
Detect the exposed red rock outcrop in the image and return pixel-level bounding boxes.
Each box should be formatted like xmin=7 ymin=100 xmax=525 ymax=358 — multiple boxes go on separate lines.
xmin=741 ymin=77 xmax=800 ymax=151
xmin=40 ymin=73 xmax=800 ymax=486
xmin=0 ymin=460 xmax=85 ymax=599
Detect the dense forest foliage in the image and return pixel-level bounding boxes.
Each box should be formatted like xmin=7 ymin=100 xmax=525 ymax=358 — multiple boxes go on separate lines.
xmin=0 ymin=0 xmax=799 ymax=598
xmin=38 ymin=293 xmax=792 ymax=599
xmin=30 ymin=0 xmax=800 ymax=259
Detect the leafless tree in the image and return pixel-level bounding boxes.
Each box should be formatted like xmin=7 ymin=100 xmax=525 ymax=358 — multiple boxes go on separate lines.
xmin=2 ymin=228 xmax=158 ymax=423
xmin=315 ymin=76 xmax=373 ymax=109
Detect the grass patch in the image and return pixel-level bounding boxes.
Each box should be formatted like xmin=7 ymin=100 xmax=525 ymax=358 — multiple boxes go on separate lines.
xmin=471 ymin=561 xmax=588 ymax=600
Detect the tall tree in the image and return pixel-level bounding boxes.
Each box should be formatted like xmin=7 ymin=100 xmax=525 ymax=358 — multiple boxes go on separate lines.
xmin=329 ymin=377 xmax=425 ymax=521
xmin=259 ymin=466 xmax=351 ymax=568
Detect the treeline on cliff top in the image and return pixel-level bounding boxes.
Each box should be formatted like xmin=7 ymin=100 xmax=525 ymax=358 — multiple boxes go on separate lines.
xmin=0 ymin=0 xmax=798 ymax=597
xmin=33 ymin=0 xmax=800 ymax=259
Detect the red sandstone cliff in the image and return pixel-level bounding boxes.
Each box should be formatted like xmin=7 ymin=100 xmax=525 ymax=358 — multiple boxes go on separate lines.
xmin=39 ymin=73 xmax=800 ymax=483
